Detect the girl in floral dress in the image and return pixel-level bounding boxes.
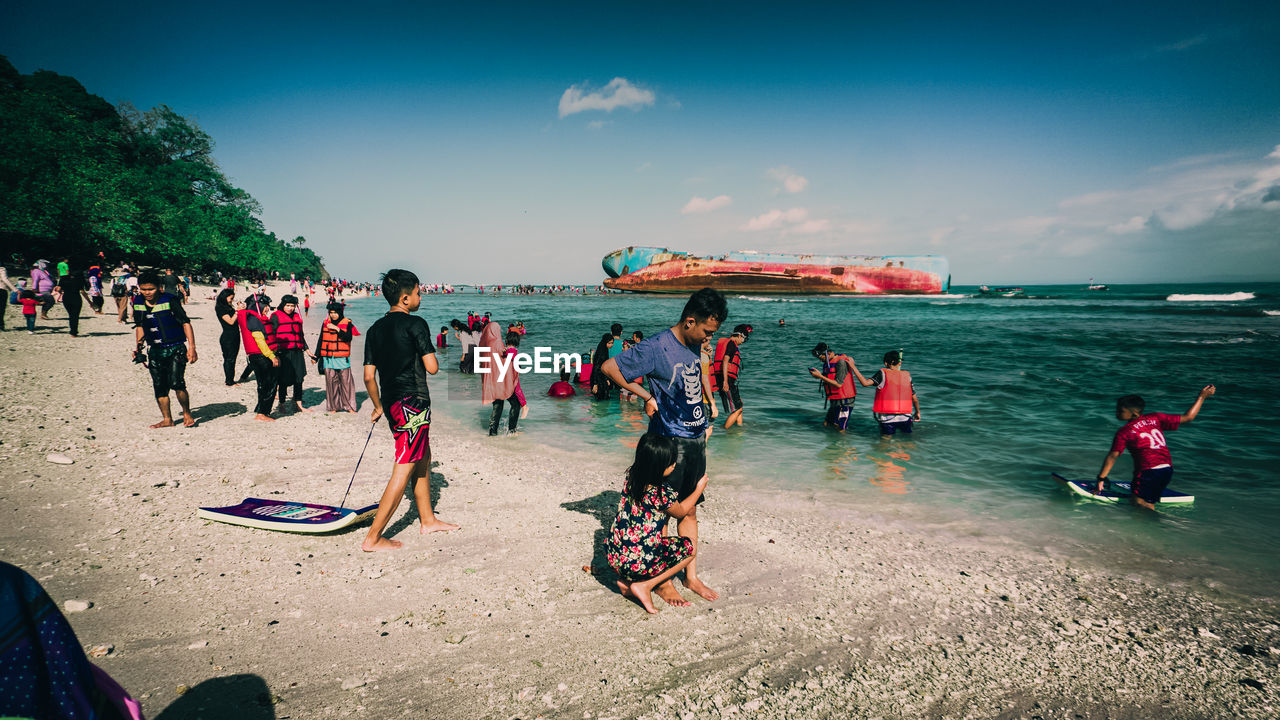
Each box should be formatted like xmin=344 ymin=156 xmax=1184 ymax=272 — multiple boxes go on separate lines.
xmin=606 ymin=434 xmax=709 ymax=613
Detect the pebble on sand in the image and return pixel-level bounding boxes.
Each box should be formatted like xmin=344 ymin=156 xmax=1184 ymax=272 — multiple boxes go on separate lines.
xmin=64 ymin=599 xmax=92 ymax=613
xmin=46 ymin=453 xmax=74 ymax=465
xmin=88 ymin=644 xmax=113 ymax=658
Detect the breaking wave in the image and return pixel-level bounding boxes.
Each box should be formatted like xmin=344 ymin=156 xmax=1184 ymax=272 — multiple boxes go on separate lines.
xmin=1166 ymin=292 xmax=1255 ymax=302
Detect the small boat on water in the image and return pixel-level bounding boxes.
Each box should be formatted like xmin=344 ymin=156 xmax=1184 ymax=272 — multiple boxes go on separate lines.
xmin=978 ymin=285 xmax=1026 ymax=298
xmin=1086 ymin=279 xmax=1109 ymax=291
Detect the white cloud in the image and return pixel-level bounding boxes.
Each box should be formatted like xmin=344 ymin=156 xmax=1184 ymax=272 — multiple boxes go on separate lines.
xmin=558 ymin=78 xmax=655 ymax=118
xmin=768 ymin=166 xmax=809 ymax=194
xmin=586 ymin=120 xmax=610 ymax=130
xmin=790 ymin=219 xmax=830 ymax=235
xmin=741 ymin=207 xmax=809 ymax=231
xmin=1107 ymin=216 xmax=1148 ymax=235
xmin=681 ymin=195 xmax=732 ymax=215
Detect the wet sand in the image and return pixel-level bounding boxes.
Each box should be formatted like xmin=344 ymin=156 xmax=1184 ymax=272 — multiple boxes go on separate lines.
xmin=0 ymin=286 xmax=1276 ymax=719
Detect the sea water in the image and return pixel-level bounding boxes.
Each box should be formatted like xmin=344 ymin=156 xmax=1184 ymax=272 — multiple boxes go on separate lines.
xmin=342 ymin=283 xmax=1280 ymax=599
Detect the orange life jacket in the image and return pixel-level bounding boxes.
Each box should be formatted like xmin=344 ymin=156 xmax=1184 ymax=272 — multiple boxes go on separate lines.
xmin=319 ymin=319 xmax=353 ymax=358
xmin=823 ymin=354 xmax=858 ymax=401
xmin=272 ymin=310 xmax=305 ymax=350
xmin=708 ymin=337 xmax=741 ymax=392
xmin=239 ymin=308 xmax=278 ymax=355
xmin=872 ymin=368 xmax=913 ymax=414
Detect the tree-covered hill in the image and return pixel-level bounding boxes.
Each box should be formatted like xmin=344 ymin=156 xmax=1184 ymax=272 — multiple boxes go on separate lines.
xmin=0 ymin=56 xmax=327 ymax=279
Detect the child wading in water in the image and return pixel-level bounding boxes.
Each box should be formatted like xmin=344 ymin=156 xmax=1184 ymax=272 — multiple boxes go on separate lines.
xmin=606 ymin=434 xmax=708 ymax=613
xmin=1095 ymin=385 xmax=1215 ymax=509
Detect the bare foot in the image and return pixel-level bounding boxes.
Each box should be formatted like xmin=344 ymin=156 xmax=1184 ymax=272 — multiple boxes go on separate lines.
xmin=420 ymin=519 xmax=459 ymax=535
xmin=682 ymin=576 xmax=720 ymax=601
xmin=361 ymin=536 xmax=403 ymax=552
xmin=294 ymin=403 xmax=312 ymax=413
xmin=182 ymin=414 xmax=197 ymax=427
xmin=632 ymin=583 xmax=660 ymax=613
xmin=616 ymin=580 xmax=633 ymax=597
xmin=254 ymin=413 xmax=276 ymax=422
xmin=149 ymin=420 xmax=174 ymax=429
xmin=654 ymin=580 xmax=690 ymax=607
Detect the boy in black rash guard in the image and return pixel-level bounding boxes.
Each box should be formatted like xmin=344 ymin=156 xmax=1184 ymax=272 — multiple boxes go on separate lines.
xmin=133 ymin=271 xmax=198 ymax=428
xmin=361 ymin=269 xmax=458 ymax=552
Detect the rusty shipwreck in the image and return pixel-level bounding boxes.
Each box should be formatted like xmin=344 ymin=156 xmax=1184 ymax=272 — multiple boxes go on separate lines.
xmin=602 ymin=247 xmax=950 ymax=294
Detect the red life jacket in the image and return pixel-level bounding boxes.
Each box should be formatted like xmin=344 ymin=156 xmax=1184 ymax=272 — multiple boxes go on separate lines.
xmin=239 ymin=308 xmax=278 ymax=355
xmin=872 ymin=368 xmax=913 ymax=414
xmin=319 ymin=319 xmax=353 ymax=358
xmin=708 ymin=337 xmax=741 ymax=392
xmin=823 ymin=354 xmax=858 ymax=401
xmin=272 ymin=310 xmax=305 ymax=350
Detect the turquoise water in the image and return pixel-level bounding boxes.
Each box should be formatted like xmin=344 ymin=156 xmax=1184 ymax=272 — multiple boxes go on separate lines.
xmin=342 ymin=283 xmax=1280 ymax=598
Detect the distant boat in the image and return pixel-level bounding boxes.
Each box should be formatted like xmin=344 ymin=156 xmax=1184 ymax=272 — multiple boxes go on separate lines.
xmin=1086 ymin=278 xmax=1109 ymax=291
xmin=978 ymin=285 xmax=1026 ymax=297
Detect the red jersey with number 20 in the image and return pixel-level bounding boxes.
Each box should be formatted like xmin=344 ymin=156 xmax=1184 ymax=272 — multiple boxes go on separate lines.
xmin=1110 ymin=413 xmax=1181 ymax=474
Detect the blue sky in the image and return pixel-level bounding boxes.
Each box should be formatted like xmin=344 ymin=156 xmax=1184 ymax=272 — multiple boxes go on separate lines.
xmin=4 ymin=1 xmax=1279 ymax=284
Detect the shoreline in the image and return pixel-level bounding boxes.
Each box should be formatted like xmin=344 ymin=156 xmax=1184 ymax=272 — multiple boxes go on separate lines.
xmin=1 ymin=285 xmax=1276 ymax=719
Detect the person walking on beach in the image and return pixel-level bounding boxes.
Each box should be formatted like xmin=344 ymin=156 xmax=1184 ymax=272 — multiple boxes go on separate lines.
xmin=0 ymin=262 xmax=18 ymax=331
xmin=29 ymin=260 xmax=55 ymax=319
xmin=215 ymin=288 xmax=241 ymax=386
xmin=362 ymin=269 xmax=457 ymax=551
xmin=161 ymin=268 xmax=187 ymax=306
xmin=133 ymin=271 xmax=198 ymax=428
xmin=1095 ymin=385 xmax=1215 ymax=509
xmin=601 ymin=287 xmax=727 ymax=605
xmin=809 ymin=343 xmax=868 ymax=432
xmin=855 ymin=349 xmax=920 ymax=436
xmin=239 ymin=294 xmax=279 ymax=421
xmin=606 ymin=433 xmax=708 ymax=614
xmin=315 ymin=301 xmax=360 ymax=412
xmin=85 ymin=262 xmax=105 ymax=315
xmin=18 ymin=289 xmax=39 ymax=333
xmin=271 ymin=295 xmax=311 ymax=413
xmin=710 ymin=324 xmax=750 ymax=429
xmin=54 ymin=264 xmax=91 ymax=337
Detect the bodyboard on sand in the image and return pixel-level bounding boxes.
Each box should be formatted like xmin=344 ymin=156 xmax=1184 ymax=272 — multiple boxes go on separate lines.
xmin=197 ymin=498 xmax=379 ymax=533
xmin=1052 ymin=472 xmax=1193 ymax=504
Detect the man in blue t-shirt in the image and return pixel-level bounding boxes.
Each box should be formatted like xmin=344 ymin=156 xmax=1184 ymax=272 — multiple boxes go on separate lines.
xmin=603 ymin=287 xmax=728 ymax=606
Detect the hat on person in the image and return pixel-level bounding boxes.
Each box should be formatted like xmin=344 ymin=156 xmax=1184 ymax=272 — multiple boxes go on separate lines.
xmin=811 ymin=342 xmax=829 ymax=358
xmin=280 ymin=294 xmax=298 ymax=306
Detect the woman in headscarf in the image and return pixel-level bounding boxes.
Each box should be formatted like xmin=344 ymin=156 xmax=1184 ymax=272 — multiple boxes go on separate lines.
xmin=314 ymin=301 xmax=360 ymax=412
xmin=589 ymin=332 xmax=615 ymax=399
xmin=480 ymin=321 xmax=520 ymax=435
xmin=215 ymin=288 xmax=241 ymax=385
xmin=30 ymin=259 xmax=55 ymax=319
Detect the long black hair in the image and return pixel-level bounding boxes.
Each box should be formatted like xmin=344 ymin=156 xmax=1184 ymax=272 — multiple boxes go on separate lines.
xmin=625 ymin=433 xmax=678 ymax=504
xmin=215 ymin=288 xmax=235 ymax=315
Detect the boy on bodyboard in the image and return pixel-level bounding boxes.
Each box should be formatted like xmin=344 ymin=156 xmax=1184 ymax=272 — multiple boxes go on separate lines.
xmin=1095 ymin=385 xmax=1215 ymax=509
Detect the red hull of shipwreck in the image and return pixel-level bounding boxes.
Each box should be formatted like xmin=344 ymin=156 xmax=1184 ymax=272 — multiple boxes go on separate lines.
xmin=603 ymin=257 xmax=945 ymax=294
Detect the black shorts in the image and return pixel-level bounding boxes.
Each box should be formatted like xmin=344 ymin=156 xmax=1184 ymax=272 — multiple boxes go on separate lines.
xmin=667 ymin=435 xmax=707 ymax=504
xmin=824 ymin=400 xmax=854 ymax=431
xmin=148 ymin=344 xmax=188 ymax=396
xmin=718 ymin=379 xmax=742 ymax=413
xmin=878 ymin=419 xmax=914 ymax=435
xmin=1132 ymin=466 xmax=1173 ymax=504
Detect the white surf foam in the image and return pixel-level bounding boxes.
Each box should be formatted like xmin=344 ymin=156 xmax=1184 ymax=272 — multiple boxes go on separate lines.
xmin=1266 ymin=310 xmax=1280 ymax=316
xmin=1166 ymin=292 xmax=1255 ymax=302
xmin=736 ymin=296 xmax=807 ymax=302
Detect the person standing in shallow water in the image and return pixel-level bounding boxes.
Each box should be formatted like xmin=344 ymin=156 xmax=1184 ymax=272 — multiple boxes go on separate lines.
xmin=361 ymin=269 xmax=458 ymax=551
xmin=133 ymin=271 xmax=198 ymax=428
xmin=601 ymin=287 xmax=728 ymax=606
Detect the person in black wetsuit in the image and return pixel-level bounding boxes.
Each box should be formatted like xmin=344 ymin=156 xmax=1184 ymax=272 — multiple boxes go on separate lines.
xmin=214 ymin=288 xmax=241 ymax=386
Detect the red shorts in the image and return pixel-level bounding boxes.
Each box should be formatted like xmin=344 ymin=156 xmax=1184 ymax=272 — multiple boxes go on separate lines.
xmin=388 ymin=397 xmax=430 ymax=464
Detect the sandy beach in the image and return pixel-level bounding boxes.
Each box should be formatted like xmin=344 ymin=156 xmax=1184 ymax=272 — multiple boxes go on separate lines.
xmin=1 ymin=285 xmax=1277 ymax=720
